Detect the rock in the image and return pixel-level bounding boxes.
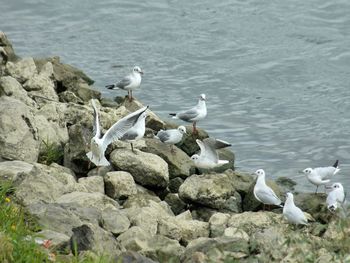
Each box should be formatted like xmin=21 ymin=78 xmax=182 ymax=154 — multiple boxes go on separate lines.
xmin=214 ymin=148 xmax=235 ymax=172
xmin=190 ymin=206 xmax=218 ymax=222
xmin=15 ymin=163 xmax=77 ymax=206
xmin=87 ymin=166 xmax=112 ymax=177
xmin=0 ymin=76 xmax=35 ymax=106
xmin=169 ymin=177 xmax=184 ymax=193
xmin=114 ymin=251 xmax=157 ymax=263
xmin=0 ymin=96 xmax=40 ymax=162
xmin=223 ymin=227 xmax=249 ymax=241
xmin=0 ymin=160 xmax=34 ymax=184
xmin=175 ymin=127 xmax=208 ymax=156
xmin=110 ymin=148 xmax=169 ymax=189
xmin=101 ymin=208 xmax=130 ymax=235
xmin=158 ymin=218 xmax=183 ymax=241
xmin=100 ymin=97 xmax=119 ymax=108
xmin=243 ymin=177 xmax=283 ymax=212
xmin=178 ymin=173 xmax=242 ymax=213
xmin=227 ymin=211 xmax=282 ymax=235
xmin=5 ymin=57 xmax=37 ymax=83
xmin=70 ymin=80 xmax=101 ymax=102
xmin=0 ymin=32 xmax=18 ymax=62
xmin=164 ymin=193 xmax=187 ymax=215
xmin=142 ymin=138 xmax=193 ymax=179
xmin=176 ymin=210 xmax=193 ymax=221
xmin=209 ymin=212 xmax=231 ymax=237
xmin=123 ymin=185 xmax=161 ymax=208
xmin=176 ymin=219 xmax=210 ymax=245
xmin=70 ymin=223 xmax=122 ymax=257
xmin=276 ymin=176 xmax=297 ymax=192
xmin=56 ymin=191 xmax=119 ymax=211
xmin=182 ymin=236 xmax=249 ymax=263
xmin=117 ymin=226 xmax=149 ymax=251
xmin=104 ymin=171 xmax=137 ymax=200
xmin=119 ymin=98 xmax=165 ymax=131
xmin=78 ymin=176 xmax=104 ymax=194
xmin=37 ymin=229 xmax=70 ymax=251
xmin=58 ymin=90 xmax=84 ymax=104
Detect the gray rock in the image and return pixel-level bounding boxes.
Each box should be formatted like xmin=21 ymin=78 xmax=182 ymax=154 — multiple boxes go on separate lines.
xmin=70 ymin=80 xmax=101 ymax=102
xmin=101 ymin=208 xmax=130 ymax=235
xmin=175 ymin=219 xmax=210 ymax=245
xmin=0 ymin=96 xmax=40 ymax=162
xmin=110 ymin=148 xmax=169 ymax=189
xmin=0 ymin=160 xmax=34 ymax=184
xmin=104 ymin=171 xmax=137 ymax=200
xmin=142 ymin=138 xmax=192 ymax=179
xmin=70 ymin=223 xmax=122 ymax=257
xmin=169 ymin=177 xmax=184 ymax=193
xmin=123 ymin=185 xmax=161 ymax=208
xmin=0 ymin=31 xmax=19 ymax=62
xmin=158 ymin=218 xmax=183 ymax=241
xmin=179 ymin=173 xmax=242 ymax=213
xmin=209 ymin=212 xmax=231 ymax=237
xmin=87 ymin=166 xmax=112 ymax=177
xmin=174 ymin=127 xmax=209 ymax=156
xmin=117 ymin=226 xmax=149 ymax=251
xmin=164 ymin=193 xmax=187 ymax=215
xmin=223 ymin=227 xmax=249 ymax=241
xmin=78 ymin=176 xmax=104 ymax=194
xmin=5 ymin=57 xmax=37 ymax=83
xmin=190 ymin=206 xmax=218 ymax=222
xmin=58 ymin=90 xmax=84 ymax=104
xmin=37 ymin=229 xmax=70 ymax=251
xmin=113 ymin=251 xmax=157 ymax=263
xmin=0 ymin=76 xmax=35 ymax=106
xmin=56 ymin=191 xmax=119 ymax=211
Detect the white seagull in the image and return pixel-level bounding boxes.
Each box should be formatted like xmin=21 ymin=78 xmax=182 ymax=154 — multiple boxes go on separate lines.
xmin=86 ymin=99 xmax=148 ymax=166
xmin=326 ymin=182 xmax=346 ymax=212
xmin=253 ymin=169 xmax=283 ymax=209
xmin=169 ymin=94 xmax=207 ymax=134
xmin=106 ymin=66 xmax=143 ymax=101
xmin=155 ymin=126 xmax=187 ymax=153
xmin=283 ymin=192 xmax=308 ymax=225
xmin=302 ymin=160 xmax=340 ymax=193
xmin=119 ymin=107 xmax=148 ymax=153
xmin=191 ymin=137 xmax=231 ymax=169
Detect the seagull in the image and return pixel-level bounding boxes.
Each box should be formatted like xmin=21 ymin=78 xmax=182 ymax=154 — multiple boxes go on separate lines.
xmin=86 ymin=99 xmax=148 ymax=166
xmin=169 ymin=94 xmax=207 ymax=134
xmin=326 ymin=182 xmax=346 ymax=212
xmin=155 ymin=126 xmax=186 ymax=153
xmin=106 ymin=66 xmax=143 ymax=102
xmin=119 ymin=107 xmax=148 ymax=153
xmin=302 ymin=160 xmax=340 ymax=193
xmin=283 ymin=192 xmax=308 ymax=225
xmin=191 ymin=137 xmax=231 ymax=169
xmin=253 ymin=169 xmax=283 ymax=209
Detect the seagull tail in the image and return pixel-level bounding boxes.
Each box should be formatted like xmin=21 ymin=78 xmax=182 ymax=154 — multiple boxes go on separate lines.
xmin=106 ymin=84 xmax=116 ymax=89
xmin=218 ymin=160 xmax=229 ymax=166
xmin=333 ymin=160 xmax=339 ymax=168
xmin=86 ymin=152 xmax=110 ymax=167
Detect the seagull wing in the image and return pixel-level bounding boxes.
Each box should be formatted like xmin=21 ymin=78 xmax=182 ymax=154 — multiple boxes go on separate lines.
xmin=102 ymin=106 xmax=148 ymax=148
xmin=176 ymin=107 xmax=199 ymax=122
xmin=203 ymin=137 xmax=232 ymax=149
xmin=156 ymin=130 xmax=170 ymax=143
xmin=196 ymin=139 xmax=218 ymax=163
xmin=91 ymin=99 xmax=101 ymax=138
xmin=255 ymin=186 xmax=282 ymax=205
xmin=116 ymin=75 xmax=132 ymax=89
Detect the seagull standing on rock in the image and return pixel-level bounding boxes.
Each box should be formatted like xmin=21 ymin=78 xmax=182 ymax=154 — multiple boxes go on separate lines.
xmin=169 ymin=94 xmax=207 ymax=134
xmin=86 ymin=99 xmax=148 ymax=167
xmin=326 ymin=182 xmax=345 ymax=212
xmin=191 ymin=137 xmax=231 ymax=169
xmin=155 ymin=126 xmax=187 ymax=153
xmin=253 ymin=169 xmax=283 ymax=209
xmin=283 ymin=192 xmax=308 ymax=226
xmin=302 ymin=160 xmax=340 ymax=193
xmin=106 ymin=66 xmax=143 ymax=102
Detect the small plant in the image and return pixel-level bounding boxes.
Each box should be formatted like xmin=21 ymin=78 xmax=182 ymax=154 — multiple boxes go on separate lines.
xmin=38 ymin=139 xmax=64 ymax=165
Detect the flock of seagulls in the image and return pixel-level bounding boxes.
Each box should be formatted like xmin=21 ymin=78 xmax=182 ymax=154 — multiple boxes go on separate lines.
xmin=85 ymin=65 xmax=347 ymax=226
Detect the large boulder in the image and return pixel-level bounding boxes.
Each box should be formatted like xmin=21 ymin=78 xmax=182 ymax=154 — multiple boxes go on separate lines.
xmin=5 ymin=57 xmax=37 ymax=83
xmin=104 ymin=171 xmax=137 ymax=200
xmin=0 ymin=76 xmax=35 ymax=106
xmin=110 ymin=148 xmax=169 ymax=189
xmin=101 ymin=207 xmax=130 ymax=235
xmin=0 ymin=96 xmax=40 ymax=162
xmin=122 ymin=185 xmax=162 ymax=208
xmin=142 ymin=138 xmax=193 ymax=179
xmin=0 ymin=160 xmax=34 ymax=183
xmin=208 ymin=212 xmax=231 ymax=238
xmin=179 ymin=172 xmax=242 ymax=213
xmin=77 ymin=176 xmax=105 ymax=194
xmin=0 ymin=31 xmax=18 ymax=63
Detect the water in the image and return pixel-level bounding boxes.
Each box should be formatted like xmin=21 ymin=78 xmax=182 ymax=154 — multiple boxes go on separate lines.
xmin=2 ymin=0 xmax=350 ymax=193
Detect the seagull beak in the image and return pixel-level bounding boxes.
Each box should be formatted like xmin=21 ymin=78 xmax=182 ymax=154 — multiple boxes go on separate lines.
xmin=325 ymin=185 xmax=332 ymax=190
xmin=297 ymin=170 xmax=303 ymax=174
xmin=140 ymin=70 xmax=144 ymax=75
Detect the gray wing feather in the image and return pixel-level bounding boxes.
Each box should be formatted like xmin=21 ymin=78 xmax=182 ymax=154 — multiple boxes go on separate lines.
xmin=120 ymin=130 xmax=139 ymax=141
xmin=203 ymin=138 xmax=231 ymax=149
xmin=177 ymin=108 xmax=199 ymax=122
xmin=255 ymin=187 xmax=281 ymax=205
xmin=102 ymin=106 xmax=148 ymax=147
xmin=196 ymin=139 xmax=218 ymax=163
xmin=91 ymin=100 xmax=101 ymax=138
xmin=156 ymin=130 xmax=170 ymax=142
xmin=116 ymin=75 xmax=132 ymax=89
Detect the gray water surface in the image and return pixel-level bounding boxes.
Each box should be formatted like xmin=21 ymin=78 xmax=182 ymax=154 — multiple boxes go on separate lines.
xmin=2 ymin=0 xmax=350 ymax=193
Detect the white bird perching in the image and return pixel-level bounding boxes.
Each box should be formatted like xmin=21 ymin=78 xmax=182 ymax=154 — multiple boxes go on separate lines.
xmin=253 ymin=169 xmax=283 ymax=209
xmin=283 ymin=192 xmax=308 ymax=226
xmin=169 ymin=94 xmax=207 ymax=134
xmin=155 ymin=126 xmax=187 ymax=153
xmin=191 ymin=137 xmax=231 ymax=169
xmin=302 ymin=160 xmax=340 ymax=193
xmin=326 ymin=182 xmax=346 ymax=212
xmin=106 ymin=66 xmax=143 ymax=102
xmin=86 ymin=99 xmax=148 ymax=167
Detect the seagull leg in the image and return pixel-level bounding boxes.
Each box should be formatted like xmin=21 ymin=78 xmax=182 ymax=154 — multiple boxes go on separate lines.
xmin=192 ymin=122 xmax=198 ymax=135
xmin=315 ymin=186 xmax=318 ymax=194
xmin=129 ymin=90 xmax=133 ymax=102
xmin=131 ymin=142 xmax=136 ymax=153
xmin=88 ymin=161 xmax=91 ymax=170
xmin=170 ymin=145 xmax=175 ymax=154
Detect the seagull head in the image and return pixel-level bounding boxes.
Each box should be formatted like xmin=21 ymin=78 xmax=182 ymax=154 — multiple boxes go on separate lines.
xmin=254 ymin=169 xmax=265 ymax=178
xmin=285 ymin=192 xmax=294 ymax=200
xmin=133 ymin=66 xmax=144 ymax=75
xmin=199 ymin=94 xmax=206 ymax=101
xmin=302 ymin=168 xmax=313 ymax=176
xmin=191 ymin=154 xmax=200 ymax=162
xmin=178 ymin=126 xmax=187 ymax=134
xmin=326 ymin=182 xmax=343 ymax=191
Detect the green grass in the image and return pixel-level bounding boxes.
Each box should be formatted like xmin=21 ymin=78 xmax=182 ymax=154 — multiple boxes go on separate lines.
xmin=38 ymin=139 xmax=64 ymax=165
xmin=0 ymin=183 xmax=113 ymax=263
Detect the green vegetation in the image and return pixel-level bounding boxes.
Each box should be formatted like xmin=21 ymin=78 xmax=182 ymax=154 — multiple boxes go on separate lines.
xmin=38 ymin=139 xmax=64 ymax=165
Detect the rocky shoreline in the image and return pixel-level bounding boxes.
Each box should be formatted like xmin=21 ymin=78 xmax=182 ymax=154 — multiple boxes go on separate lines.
xmin=0 ymin=32 xmax=349 ymax=262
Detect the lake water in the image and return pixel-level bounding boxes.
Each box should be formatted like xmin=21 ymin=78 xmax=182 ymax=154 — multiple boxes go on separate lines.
xmin=2 ymin=0 xmax=350 ymax=193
